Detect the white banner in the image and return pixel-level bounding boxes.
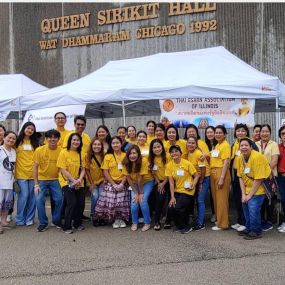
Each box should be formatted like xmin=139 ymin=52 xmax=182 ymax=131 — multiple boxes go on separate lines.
xmin=21 ymin=104 xmax=86 ymax=132
xmin=0 ymin=111 xmax=10 ymax=122
xmin=160 ymin=98 xmax=255 ymax=128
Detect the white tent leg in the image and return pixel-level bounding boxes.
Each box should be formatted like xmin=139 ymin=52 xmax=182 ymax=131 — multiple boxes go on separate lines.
xmin=275 ymin=97 xmax=280 ymax=141
xmin=122 ymin=100 xmax=126 ymax=127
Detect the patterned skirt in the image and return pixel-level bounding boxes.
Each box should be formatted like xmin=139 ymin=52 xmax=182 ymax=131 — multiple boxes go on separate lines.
xmin=94 ymin=181 xmax=130 ymax=223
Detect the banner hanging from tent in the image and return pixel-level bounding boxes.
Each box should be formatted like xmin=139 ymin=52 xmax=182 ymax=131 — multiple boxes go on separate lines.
xmin=0 ymin=111 xmax=10 ymax=121
xmin=21 ymin=104 xmax=86 ymax=132
xmin=159 ymin=98 xmax=255 ymax=128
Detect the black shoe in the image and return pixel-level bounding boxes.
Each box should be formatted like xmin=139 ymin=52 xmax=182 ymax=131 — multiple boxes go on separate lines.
xmin=37 ymin=224 xmax=49 ymax=232
xmin=99 ymin=219 xmax=106 ymax=226
xmin=93 ymin=219 xmax=100 ymax=227
xmin=193 ymin=224 xmax=205 ymax=231
xmin=244 ymin=231 xmax=262 ymax=240
xmin=180 ymin=226 xmax=193 ymax=234
xmin=82 ymin=215 xmax=90 ymax=221
xmin=238 ymin=229 xmax=250 ymax=236
xmin=164 ymin=223 xmax=172 ymax=230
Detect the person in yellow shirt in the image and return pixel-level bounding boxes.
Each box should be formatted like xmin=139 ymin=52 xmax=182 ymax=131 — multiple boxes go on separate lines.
xmin=187 ymin=136 xmax=210 ymax=231
xmin=155 ymin=123 xmax=166 ymax=146
xmin=33 ymin=129 xmax=62 ymax=232
xmin=126 ymin=125 xmax=137 ymax=144
xmin=95 ymin=125 xmax=111 ymax=153
xmin=210 ymin=125 xmax=231 ymax=231
xmin=122 ymin=145 xmax=154 ymax=232
xmin=63 ymin=115 xmax=91 ymax=154
xmin=94 ymin=136 xmax=129 ymax=229
xmin=256 ymin=124 xmax=279 ymax=231
xmin=137 ymin=131 xmax=149 ymax=157
xmin=146 ymin=120 xmax=156 ymax=145
xmin=166 ymin=145 xmax=199 ymax=233
xmin=15 ymin=122 xmax=40 ymax=226
xmin=237 ymin=138 xmax=271 ymax=240
xmin=53 ymin=112 xmax=70 ymax=148
xmin=117 ymin=126 xmax=131 ymax=152
xmin=149 ymin=138 xmax=170 ymax=230
xmin=165 ymin=124 xmax=187 ymax=158
xmin=57 ymin=133 xmax=86 ymax=234
xmin=85 ymin=137 xmax=105 ymax=226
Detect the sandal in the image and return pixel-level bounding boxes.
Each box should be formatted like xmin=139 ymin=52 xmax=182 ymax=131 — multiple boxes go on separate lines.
xmin=141 ymin=224 xmax=151 ymax=232
xmin=131 ymin=224 xmax=138 ymax=231
xmin=154 ymin=223 xmax=161 ymax=231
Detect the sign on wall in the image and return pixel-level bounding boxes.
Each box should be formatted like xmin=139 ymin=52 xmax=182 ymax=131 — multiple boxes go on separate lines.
xmin=159 ymin=98 xmax=255 ymax=128
xmin=21 ymin=104 xmax=86 ymax=132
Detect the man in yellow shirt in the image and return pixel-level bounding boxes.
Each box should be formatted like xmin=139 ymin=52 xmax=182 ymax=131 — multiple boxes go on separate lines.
xmin=53 ymin=112 xmax=70 ymax=148
xmin=33 ymin=129 xmax=63 ymax=232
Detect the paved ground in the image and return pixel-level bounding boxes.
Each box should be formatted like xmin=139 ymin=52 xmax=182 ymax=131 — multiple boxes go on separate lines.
xmin=0 ymin=199 xmax=284 ymax=285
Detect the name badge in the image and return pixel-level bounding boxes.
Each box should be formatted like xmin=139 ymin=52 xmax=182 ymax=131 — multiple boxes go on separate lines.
xmin=184 ymin=181 xmax=192 ymax=189
xmin=142 ymin=150 xmax=149 ymax=155
xmin=23 ymin=144 xmax=32 ymax=151
xmin=117 ymin=163 xmax=123 ymax=170
xmin=244 ymin=167 xmax=250 ymax=174
xmin=176 ymin=169 xmax=184 ymax=176
xmin=235 ymin=150 xmax=241 ymax=156
xmin=211 ymin=150 xmax=219 ymax=157
xmin=153 ymin=164 xmax=158 ymax=171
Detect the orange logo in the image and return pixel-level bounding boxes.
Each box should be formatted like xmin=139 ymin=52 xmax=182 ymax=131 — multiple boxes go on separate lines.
xmin=162 ymin=99 xmax=174 ymax=112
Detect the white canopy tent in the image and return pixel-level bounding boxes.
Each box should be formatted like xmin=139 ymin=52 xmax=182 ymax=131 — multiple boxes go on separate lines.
xmin=2 ymin=47 xmax=285 ymax=127
xmin=0 ymin=74 xmax=48 ymax=113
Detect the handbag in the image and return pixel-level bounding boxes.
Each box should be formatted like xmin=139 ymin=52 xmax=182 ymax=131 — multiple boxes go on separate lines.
xmin=262 ymin=172 xmax=278 ymax=200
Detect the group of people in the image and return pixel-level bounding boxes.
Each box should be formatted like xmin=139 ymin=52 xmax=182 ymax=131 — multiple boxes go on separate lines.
xmin=0 ymin=113 xmax=284 ymax=240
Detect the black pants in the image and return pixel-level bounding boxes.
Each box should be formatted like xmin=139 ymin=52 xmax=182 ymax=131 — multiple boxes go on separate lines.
xmin=62 ymin=186 xmax=85 ymax=230
xmin=261 ymin=194 xmax=276 ymax=224
xmin=168 ymin=193 xmax=194 ymax=230
xmin=154 ymin=182 xmax=170 ymax=224
xmin=232 ymin=169 xmax=245 ymax=225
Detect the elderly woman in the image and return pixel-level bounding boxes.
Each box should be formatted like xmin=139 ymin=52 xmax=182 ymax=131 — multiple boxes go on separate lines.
xmin=237 ymin=138 xmax=271 ymax=240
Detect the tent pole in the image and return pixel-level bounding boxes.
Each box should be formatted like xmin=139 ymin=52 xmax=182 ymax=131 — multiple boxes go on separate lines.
xmin=122 ymin=100 xmax=126 ymax=127
xmin=275 ymin=97 xmax=280 ymax=141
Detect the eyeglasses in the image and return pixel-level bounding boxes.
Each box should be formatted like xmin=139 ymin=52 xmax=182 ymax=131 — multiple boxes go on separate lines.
xmin=281 ymin=132 xmax=285 ymax=136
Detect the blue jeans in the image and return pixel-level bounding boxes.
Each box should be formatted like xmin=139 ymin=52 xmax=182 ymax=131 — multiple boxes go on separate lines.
xmin=16 ymin=179 xmax=36 ymax=225
xmin=278 ymin=176 xmax=285 ymax=222
xmin=91 ymin=184 xmax=104 ymax=216
xmin=131 ymin=180 xmax=154 ymax=224
xmin=197 ymin=176 xmax=210 ymax=225
xmin=36 ymin=180 xmax=63 ymax=226
xmin=242 ymin=194 xmax=265 ymax=235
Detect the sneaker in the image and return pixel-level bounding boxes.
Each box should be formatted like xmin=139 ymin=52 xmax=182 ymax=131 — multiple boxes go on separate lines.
xmin=212 ymin=226 xmax=223 ymax=231
xmin=26 ymin=221 xmax=34 ymax=226
xmin=244 ymin=231 xmax=262 ymax=240
xmin=262 ymin=223 xmax=273 ymax=232
xmin=231 ymin=223 xmax=240 ymax=230
xmin=51 ymin=222 xmax=62 ymax=229
xmin=99 ymin=220 xmax=106 ymax=226
xmin=141 ymin=224 xmax=151 ymax=232
xmin=75 ymin=225 xmax=85 ymax=231
xmin=119 ymin=220 xmax=127 ymax=228
xmin=278 ymin=227 xmax=285 ymax=233
xmin=131 ymin=224 xmax=138 ymax=231
xmin=63 ymin=229 xmax=73 ymax=234
xmin=112 ymin=219 xmax=121 ymax=229
xmin=236 ymin=225 xmax=247 ymax=232
xmin=210 ymin=215 xmax=216 ymax=223
xmin=180 ymin=226 xmax=193 ymax=234
xmin=6 ymin=215 xmax=12 ymax=222
xmin=164 ymin=223 xmax=172 ymax=230
xmin=193 ymin=224 xmax=205 ymax=231
xmin=277 ymin=222 xmax=285 ymax=230
xmin=37 ymin=224 xmax=49 ymax=232
xmin=238 ymin=229 xmax=250 ymax=236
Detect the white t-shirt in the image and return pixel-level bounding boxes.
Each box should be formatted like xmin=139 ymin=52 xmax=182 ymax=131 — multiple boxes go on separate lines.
xmin=0 ymin=146 xmax=16 ymax=190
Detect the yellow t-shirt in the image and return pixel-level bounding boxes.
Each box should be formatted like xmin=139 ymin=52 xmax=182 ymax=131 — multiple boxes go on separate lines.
xmin=33 ymin=145 xmax=61 ymax=180
xmin=56 ymin=149 xmax=86 ymax=188
xmin=147 ymin=134 xmax=156 ymax=145
xmin=165 ymin=158 xmax=197 ymax=196
xmin=231 ymin=140 xmax=241 ymax=170
xmin=187 ymin=148 xmax=210 ymax=177
xmin=164 ymin=139 xmax=187 ymax=158
xmin=15 ymin=139 xmax=35 ymax=179
xmin=152 ymin=154 xmax=171 ymax=181
xmin=237 ymin=150 xmax=271 ymax=195
xmin=210 ymin=140 xmax=231 ymax=168
xmin=44 ymin=128 xmax=70 ymax=149
xmin=198 ymin=139 xmax=210 ymax=156
xmin=256 ymin=140 xmax=280 ymax=176
xmin=138 ymin=144 xmax=153 ymax=182
xmin=85 ymin=154 xmax=104 ymax=185
xmin=63 ymin=131 xmax=91 ymax=154
xmin=122 ymin=157 xmax=149 ymax=183
xmin=101 ymin=152 xmax=126 ymax=181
